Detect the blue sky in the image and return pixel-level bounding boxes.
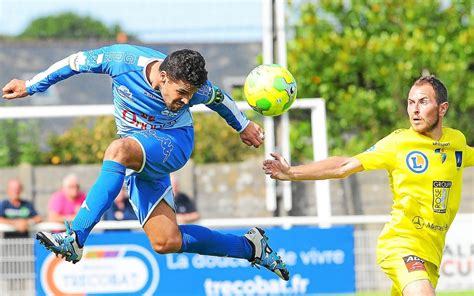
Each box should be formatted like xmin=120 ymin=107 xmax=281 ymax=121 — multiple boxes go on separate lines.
xmin=0 ymin=0 xmax=263 ymax=42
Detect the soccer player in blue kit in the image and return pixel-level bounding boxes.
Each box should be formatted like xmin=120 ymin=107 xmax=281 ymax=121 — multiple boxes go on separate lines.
xmin=2 ymin=44 xmax=289 ymax=280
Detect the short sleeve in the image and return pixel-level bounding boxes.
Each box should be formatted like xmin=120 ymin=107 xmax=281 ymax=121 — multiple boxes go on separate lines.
xmin=465 ymin=145 xmax=474 ymax=167
xmin=354 ymin=131 xmax=399 ymax=171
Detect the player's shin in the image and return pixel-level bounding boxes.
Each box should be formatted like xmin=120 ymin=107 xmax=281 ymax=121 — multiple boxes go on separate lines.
xmin=71 ymin=160 xmax=126 ymax=246
xmin=179 ymin=224 xmax=253 ymax=259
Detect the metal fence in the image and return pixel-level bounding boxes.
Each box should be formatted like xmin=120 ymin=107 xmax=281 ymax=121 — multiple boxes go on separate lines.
xmin=0 ymin=237 xmax=35 ymax=296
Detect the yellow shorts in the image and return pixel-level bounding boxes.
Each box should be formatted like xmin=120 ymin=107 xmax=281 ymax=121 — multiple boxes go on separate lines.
xmin=378 ymin=253 xmax=439 ymax=296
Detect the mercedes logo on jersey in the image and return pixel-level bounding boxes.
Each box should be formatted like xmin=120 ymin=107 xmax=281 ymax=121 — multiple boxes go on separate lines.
xmin=412 ymin=216 xmax=425 ymax=229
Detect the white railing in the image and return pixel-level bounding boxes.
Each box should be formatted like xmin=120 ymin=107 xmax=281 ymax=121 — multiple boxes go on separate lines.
xmin=0 ymin=98 xmax=330 ymax=223
xmin=0 ymin=214 xmax=391 ymax=233
xmin=1 ymin=213 xmax=471 ymax=232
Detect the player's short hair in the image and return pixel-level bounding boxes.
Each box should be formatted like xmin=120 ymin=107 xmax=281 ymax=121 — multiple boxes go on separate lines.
xmin=159 ymin=49 xmax=208 ymax=88
xmin=413 ymin=75 xmax=448 ymax=104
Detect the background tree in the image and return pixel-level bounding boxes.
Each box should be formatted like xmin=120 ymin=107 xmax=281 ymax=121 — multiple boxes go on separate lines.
xmin=18 ymin=12 xmax=134 ymax=40
xmin=45 ymin=117 xmax=117 ymax=165
xmin=0 ymin=120 xmax=43 ymax=166
xmin=287 ymin=0 xmax=473 ymax=159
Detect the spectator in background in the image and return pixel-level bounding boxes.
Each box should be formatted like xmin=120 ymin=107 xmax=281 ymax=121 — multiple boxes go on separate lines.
xmin=103 ymin=185 xmax=137 ymax=221
xmin=0 ymin=179 xmax=42 ymax=238
xmin=171 ymin=174 xmax=200 ymax=224
xmin=48 ymin=174 xmax=86 ymax=223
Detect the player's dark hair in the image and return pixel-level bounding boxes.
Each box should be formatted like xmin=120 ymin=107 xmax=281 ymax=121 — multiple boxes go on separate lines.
xmin=159 ymin=49 xmax=208 ymax=88
xmin=413 ymin=75 xmax=448 ymax=104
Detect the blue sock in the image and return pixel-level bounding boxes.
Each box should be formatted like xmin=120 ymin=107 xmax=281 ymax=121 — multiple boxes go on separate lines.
xmin=71 ymin=160 xmax=126 ymax=246
xmin=179 ymin=224 xmax=253 ymax=260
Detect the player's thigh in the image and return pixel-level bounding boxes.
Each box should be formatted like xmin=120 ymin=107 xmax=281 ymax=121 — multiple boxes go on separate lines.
xmin=126 ymin=174 xmax=176 ymax=225
xmin=379 ymin=253 xmax=438 ymax=296
xmin=403 ymin=279 xmax=435 ymax=296
xmin=126 ymin=174 xmax=181 ymax=252
xmin=142 ymin=199 xmax=181 ymax=249
xmin=127 ymin=127 xmax=194 ymax=180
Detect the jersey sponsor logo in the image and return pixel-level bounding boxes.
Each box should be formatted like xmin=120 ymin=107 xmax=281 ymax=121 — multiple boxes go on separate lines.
xmin=432 ymin=181 xmax=451 ymax=213
xmin=425 ymin=222 xmax=448 ymax=232
xmin=434 ymin=148 xmax=447 ymax=163
xmin=117 ymin=85 xmax=132 ymax=99
xmin=161 ymin=110 xmax=179 ymax=117
xmin=403 ymin=255 xmax=426 ymax=272
xmin=411 ymin=215 xmax=448 ymax=231
xmin=406 ymin=151 xmax=428 ymax=173
xmin=455 ymin=151 xmax=463 ymax=169
xmin=412 ymin=216 xmax=425 ymax=229
xmin=432 ymin=141 xmax=450 ymax=147
xmin=122 ymin=109 xmax=176 ymax=130
xmin=143 ymin=91 xmax=162 ymax=100
xmin=411 ymin=215 xmax=448 ymax=232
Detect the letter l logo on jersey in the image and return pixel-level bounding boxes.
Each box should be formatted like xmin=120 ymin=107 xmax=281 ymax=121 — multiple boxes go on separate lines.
xmin=406 ymin=151 xmax=428 ymax=173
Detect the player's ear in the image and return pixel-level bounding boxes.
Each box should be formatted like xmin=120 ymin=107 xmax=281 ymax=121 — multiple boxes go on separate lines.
xmin=160 ymin=71 xmax=167 ymax=83
xmin=439 ymin=102 xmax=449 ymax=116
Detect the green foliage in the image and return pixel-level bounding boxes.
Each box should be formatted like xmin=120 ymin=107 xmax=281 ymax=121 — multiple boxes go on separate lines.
xmin=288 ymin=0 xmax=473 ymax=158
xmin=18 ymin=12 xmax=130 ymax=40
xmin=193 ymin=87 xmax=263 ymax=163
xmin=0 ymin=120 xmax=43 ymax=166
xmin=45 ymin=117 xmax=117 ymax=165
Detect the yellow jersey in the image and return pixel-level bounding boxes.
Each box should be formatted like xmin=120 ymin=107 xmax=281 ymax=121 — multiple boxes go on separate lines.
xmin=355 ymin=127 xmax=474 ymax=267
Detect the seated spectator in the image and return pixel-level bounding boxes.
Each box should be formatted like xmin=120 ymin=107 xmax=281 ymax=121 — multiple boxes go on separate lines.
xmin=103 ymin=185 xmax=137 ymax=221
xmin=48 ymin=174 xmax=86 ymax=223
xmin=0 ymin=179 xmax=42 ymax=238
xmin=171 ymin=174 xmax=200 ymax=224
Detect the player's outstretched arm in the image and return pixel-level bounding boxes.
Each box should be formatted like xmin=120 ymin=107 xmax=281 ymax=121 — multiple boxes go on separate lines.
xmin=263 ymin=152 xmax=364 ymax=181
xmin=2 ymin=79 xmax=28 ymax=100
xmin=240 ymin=121 xmax=265 ymax=148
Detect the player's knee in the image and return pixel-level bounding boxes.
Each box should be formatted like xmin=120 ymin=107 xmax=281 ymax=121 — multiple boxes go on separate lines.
xmin=104 ymin=139 xmax=142 ymax=168
xmin=149 ymin=235 xmax=182 ymax=254
xmin=403 ymin=279 xmax=435 ymax=296
xmin=104 ymin=139 xmax=128 ymax=161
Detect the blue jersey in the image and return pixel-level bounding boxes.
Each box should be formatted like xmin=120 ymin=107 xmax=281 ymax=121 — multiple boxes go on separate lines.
xmin=26 ymin=44 xmax=249 ymax=136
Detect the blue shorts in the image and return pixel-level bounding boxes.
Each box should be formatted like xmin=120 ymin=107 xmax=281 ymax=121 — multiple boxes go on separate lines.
xmin=124 ymin=127 xmax=194 ymax=225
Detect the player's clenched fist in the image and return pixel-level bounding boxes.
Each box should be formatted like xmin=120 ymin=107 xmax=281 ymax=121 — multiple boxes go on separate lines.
xmin=2 ymin=79 xmax=28 ymax=99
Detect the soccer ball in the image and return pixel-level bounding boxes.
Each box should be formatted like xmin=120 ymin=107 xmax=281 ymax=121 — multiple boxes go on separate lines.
xmin=244 ymin=64 xmax=297 ymax=116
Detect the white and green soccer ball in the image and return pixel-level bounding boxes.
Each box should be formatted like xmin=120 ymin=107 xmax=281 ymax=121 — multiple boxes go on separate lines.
xmin=244 ymin=64 xmax=297 ymax=117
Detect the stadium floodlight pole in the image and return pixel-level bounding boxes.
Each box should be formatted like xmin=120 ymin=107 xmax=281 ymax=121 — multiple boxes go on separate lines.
xmin=275 ymin=0 xmax=292 ymax=213
xmin=262 ymin=0 xmax=278 ymax=212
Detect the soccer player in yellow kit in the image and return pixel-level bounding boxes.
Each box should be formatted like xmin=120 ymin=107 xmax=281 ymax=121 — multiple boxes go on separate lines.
xmin=262 ymin=75 xmax=474 ymax=296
